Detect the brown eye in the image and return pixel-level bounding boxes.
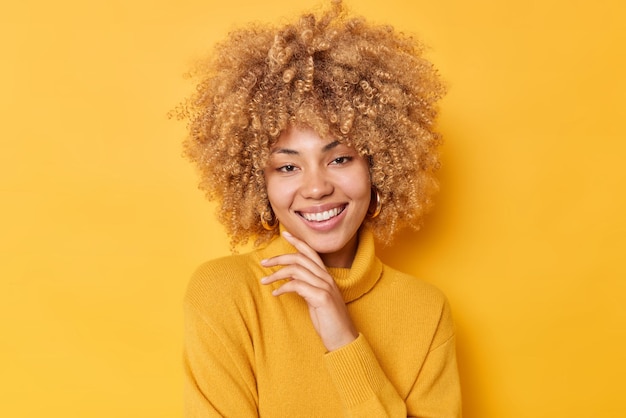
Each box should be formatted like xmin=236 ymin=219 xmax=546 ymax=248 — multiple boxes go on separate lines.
xmin=331 ymin=156 xmax=352 ymax=165
xmin=278 ymin=164 xmax=297 ymax=172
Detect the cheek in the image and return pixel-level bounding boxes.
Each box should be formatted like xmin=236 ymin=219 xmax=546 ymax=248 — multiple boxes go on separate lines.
xmin=338 ymin=173 xmax=371 ymax=204
xmin=351 ymin=165 xmax=373 ymax=200
xmin=265 ymin=177 xmax=293 ymax=209
xmin=358 ymin=183 xmax=372 ymax=205
xmin=264 ymin=175 xmax=277 ymax=205
xmin=265 ymin=181 xmax=280 ymax=207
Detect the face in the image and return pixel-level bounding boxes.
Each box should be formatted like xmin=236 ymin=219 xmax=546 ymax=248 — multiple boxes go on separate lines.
xmin=264 ymin=127 xmax=371 ymax=268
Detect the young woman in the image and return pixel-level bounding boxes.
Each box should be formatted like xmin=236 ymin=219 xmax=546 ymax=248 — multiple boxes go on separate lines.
xmin=177 ymin=2 xmax=461 ymax=416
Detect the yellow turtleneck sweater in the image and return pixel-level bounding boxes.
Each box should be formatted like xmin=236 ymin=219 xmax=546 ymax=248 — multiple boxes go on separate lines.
xmin=184 ymin=228 xmax=461 ymax=417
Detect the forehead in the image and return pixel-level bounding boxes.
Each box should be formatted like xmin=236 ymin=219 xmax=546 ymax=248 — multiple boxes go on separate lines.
xmin=271 ymin=127 xmax=343 ymax=152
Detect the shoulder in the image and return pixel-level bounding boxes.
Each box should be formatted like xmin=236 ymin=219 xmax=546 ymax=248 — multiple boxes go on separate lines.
xmin=184 ymin=252 xmax=262 ymax=316
xmin=379 ymin=264 xmax=456 ymax=343
xmin=381 ymin=264 xmax=447 ymax=306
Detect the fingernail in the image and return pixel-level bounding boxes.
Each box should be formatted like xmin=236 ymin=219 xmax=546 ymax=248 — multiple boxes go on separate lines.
xmin=260 ymin=258 xmax=268 ymax=265
xmin=282 ymin=231 xmax=292 ymax=238
xmin=260 ymin=276 xmax=268 ymax=284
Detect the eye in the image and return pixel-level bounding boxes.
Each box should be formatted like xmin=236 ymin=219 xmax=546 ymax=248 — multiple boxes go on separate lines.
xmin=330 ymin=156 xmax=353 ymax=165
xmin=278 ymin=164 xmax=297 ymax=173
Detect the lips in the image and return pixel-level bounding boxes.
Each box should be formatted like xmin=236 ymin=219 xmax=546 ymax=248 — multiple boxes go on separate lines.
xmin=297 ymin=205 xmax=346 ymax=222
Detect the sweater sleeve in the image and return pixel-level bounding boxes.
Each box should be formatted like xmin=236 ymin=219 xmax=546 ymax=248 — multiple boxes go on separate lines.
xmin=324 ymin=333 xmax=408 ymax=416
xmin=324 ymin=300 xmax=462 ymax=418
xmin=408 ymin=333 xmax=461 ymax=418
xmin=407 ymin=297 xmax=461 ymax=418
xmin=183 ymin=303 xmax=259 ymax=417
xmin=183 ymin=263 xmax=259 ymax=417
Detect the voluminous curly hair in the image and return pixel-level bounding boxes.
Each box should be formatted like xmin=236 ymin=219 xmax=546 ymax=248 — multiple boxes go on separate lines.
xmin=175 ymin=0 xmax=445 ymax=248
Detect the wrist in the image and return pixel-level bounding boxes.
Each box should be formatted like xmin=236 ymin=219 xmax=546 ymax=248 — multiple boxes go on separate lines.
xmin=325 ymin=329 xmax=358 ymax=352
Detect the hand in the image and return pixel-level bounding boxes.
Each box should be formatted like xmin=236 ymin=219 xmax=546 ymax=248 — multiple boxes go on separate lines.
xmin=260 ymin=231 xmax=358 ymax=352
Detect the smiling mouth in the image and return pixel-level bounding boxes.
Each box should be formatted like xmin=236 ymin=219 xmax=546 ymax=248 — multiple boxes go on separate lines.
xmin=298 ymin=206 xmax=346 ymax=222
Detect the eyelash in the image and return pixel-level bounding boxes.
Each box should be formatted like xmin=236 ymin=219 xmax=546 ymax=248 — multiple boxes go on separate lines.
xmin=331 ymin=156 xmax=353 ymax=165
xmin=276 ymin=156 xmax=353 ymax=173
xmin=277 ymin=164 xmax=296 ymax=173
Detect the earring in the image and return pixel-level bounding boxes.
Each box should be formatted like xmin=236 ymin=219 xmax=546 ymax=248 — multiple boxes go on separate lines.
xmin=260 ymin=209 xmax=278 ymax=231
xmin=367 ymin=187 xmax=382 ymax=219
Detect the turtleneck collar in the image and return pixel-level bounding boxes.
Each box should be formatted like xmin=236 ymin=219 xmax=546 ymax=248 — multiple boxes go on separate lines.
xmin=256 ymin=226 xmax=383 ymax=303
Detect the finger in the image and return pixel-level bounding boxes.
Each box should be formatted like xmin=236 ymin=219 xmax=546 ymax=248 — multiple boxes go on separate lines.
xmin=261 ymin=264 xmax=333 ymax=290
xmin=271 ymin=278 xmax=334 ymax=306
xmin=281 ymin=231 xmax=326 ymax=270
xmin=261 ymin=252 xmax=327 ymax=280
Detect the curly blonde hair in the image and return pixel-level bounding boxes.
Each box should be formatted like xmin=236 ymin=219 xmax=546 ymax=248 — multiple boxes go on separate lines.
xmin=175 ymin=0 xmax=445 ymax=248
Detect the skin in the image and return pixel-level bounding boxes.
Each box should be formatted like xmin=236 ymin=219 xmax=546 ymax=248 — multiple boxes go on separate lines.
xmin=261 ymin=127 xmax=371 ymax=351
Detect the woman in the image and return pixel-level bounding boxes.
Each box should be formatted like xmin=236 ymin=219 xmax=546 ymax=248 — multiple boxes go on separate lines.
xmin=177 ymin=1 xmax=461 ymax=416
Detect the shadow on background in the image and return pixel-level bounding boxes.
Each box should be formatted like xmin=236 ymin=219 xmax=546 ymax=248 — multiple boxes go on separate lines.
xmin=376 ymin=120 xmax=484 ymax=417
xmin=377 ymin=220 xmax=484 ymax=418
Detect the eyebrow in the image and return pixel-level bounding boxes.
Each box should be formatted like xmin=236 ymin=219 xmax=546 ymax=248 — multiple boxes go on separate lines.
xmin=271 ymin=140 xmax=341 ymax=155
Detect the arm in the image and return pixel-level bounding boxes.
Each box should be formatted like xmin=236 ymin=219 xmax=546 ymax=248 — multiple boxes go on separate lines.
xmin=324 ymin=333 xmax=408 ymax=417
xmin=261 ymin=232 xmax=461 ymax=417
xmin=406 ymin=296 xmax=462 ymax=417
xmin=407 ymin=332 xmax=462 ymax=418
xmin=183 ymin=271 xmax=259 ymax=417
xmin=324 ymin=330 xmax=461 ymax=418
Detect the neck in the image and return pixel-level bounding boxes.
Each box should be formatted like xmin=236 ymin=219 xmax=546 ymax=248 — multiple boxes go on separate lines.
xmin=319 ymin=235 xmax=359 ymax=268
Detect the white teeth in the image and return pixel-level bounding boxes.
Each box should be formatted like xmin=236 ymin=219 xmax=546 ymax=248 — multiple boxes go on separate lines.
xmin=302 ymin=207 xmax=342 ymax=222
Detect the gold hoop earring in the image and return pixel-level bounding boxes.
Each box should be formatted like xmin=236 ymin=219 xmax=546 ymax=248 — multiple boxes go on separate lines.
xmin=367 ymin=187 xmax=381 ymax=219
xmin=260 ymin=209 xmax=278 ymax=231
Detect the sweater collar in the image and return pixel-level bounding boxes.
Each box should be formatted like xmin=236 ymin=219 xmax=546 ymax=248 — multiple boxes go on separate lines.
xmin=258 ymin=226 xmax=383 ymax=303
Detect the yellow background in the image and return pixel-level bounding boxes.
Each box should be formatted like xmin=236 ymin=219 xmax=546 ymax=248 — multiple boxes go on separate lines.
xmin=1 ymin=0 xmax=624 ymax=416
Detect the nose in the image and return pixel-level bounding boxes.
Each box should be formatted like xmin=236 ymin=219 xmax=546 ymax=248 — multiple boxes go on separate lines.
xmin=300 ymin=167 xmax=333 ymax=199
